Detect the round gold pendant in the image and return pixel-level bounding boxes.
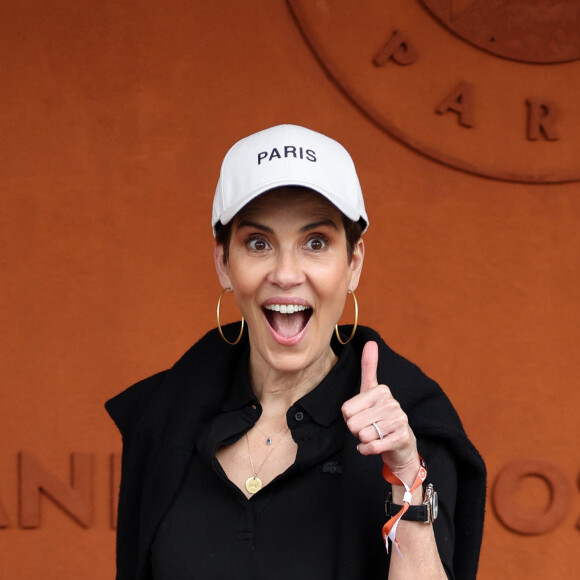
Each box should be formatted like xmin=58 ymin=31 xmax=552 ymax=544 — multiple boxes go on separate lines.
xmin=245 ymin=476 xmax=262 ymax=494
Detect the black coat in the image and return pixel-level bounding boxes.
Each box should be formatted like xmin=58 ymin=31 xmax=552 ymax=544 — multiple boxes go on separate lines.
xmin=106 ymin=325 xmax=486 ymax=579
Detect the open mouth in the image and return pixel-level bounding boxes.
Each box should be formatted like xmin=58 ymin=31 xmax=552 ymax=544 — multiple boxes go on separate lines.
xmin=263 ymin=303 xmax=312 ymax=340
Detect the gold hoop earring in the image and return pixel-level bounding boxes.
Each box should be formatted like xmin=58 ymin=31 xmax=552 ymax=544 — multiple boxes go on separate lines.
xmin=335 ymin=290 xmax=358 ymax=345
xmin=217 ymin=288 xmax=245 ymax=345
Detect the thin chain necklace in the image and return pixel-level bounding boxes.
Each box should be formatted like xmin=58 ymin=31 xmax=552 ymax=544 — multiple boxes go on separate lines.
xmin=253 ymin=422 xmax=287 ymax=445
xmin=245 ymin=427 xmax=289 ymax=494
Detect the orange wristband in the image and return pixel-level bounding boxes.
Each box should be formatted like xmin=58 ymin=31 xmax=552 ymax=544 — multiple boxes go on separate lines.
xmin=381 ymin=456 xmax=427 ymax=555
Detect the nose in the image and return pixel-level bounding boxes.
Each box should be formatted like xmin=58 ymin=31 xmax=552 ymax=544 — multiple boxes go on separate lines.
xmin=267 ymin=249 xmax=305 ymax=289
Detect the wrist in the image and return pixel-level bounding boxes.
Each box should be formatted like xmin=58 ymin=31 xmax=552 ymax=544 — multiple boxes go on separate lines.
xmin=381 ymin=456 xmax=429 ymax=554
xmin=386 ymin=483 xmax=439 ymax=524
xmin=385 ymin=457 xmax=422 ymax=490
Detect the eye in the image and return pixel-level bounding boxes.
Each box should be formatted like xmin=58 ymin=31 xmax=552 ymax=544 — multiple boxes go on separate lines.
xmin=304 ymin=235 xmax=328 ymax=251
xmin=247 ymin=236 xmax=270 ymax=252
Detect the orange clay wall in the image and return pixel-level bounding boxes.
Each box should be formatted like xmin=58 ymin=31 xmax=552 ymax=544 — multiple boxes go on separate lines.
xmin=1 ymin=1 xmax=579 ymax=578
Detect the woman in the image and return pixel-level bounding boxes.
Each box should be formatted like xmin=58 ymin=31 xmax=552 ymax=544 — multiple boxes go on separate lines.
xmin=106 ymin=124 xmax=486 ymax=579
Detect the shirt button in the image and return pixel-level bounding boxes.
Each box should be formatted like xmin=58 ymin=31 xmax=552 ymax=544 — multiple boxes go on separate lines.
xmin=294 ymin=411 xmax=304 ymax=422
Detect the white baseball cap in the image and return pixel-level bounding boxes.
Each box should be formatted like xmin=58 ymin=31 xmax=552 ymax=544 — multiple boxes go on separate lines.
xmin=212 ymin=124 xmax=368 ymax=234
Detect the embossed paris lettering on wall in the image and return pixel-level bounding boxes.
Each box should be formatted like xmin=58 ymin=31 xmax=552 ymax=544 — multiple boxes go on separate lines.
xmin=288 ymin=0 xmax=580 ymax=182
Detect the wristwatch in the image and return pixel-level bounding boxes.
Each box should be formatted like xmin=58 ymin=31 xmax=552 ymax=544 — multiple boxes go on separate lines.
xmin=385 ymin=483 xmax=438 ymax=524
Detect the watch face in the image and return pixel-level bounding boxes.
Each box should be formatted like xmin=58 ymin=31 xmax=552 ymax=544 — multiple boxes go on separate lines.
xmin=431 ymin=490 xmax=439 ymax=521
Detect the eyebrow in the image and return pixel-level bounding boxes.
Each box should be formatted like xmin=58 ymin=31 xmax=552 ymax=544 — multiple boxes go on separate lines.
xmin=236 ymin=219 xmax=274 ymax=233
xmin=299 ymin=219 xmax=339 ymax=233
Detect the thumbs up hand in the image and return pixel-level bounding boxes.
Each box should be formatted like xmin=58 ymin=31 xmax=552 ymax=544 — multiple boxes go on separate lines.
xmin=342 ymin=341 xmax=420 ymax=482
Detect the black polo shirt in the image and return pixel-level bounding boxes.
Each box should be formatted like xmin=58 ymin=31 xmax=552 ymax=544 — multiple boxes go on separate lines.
xmin=151 ymin=342 xmax=360 ymax=580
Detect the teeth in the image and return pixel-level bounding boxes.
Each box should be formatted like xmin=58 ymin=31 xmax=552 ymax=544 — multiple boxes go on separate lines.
xmin=264 ymin=304 xmax=311 ymax=314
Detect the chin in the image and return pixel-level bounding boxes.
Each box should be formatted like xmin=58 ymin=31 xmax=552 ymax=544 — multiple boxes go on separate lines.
xmin=253 ymin=327 xmax=334 ymax=376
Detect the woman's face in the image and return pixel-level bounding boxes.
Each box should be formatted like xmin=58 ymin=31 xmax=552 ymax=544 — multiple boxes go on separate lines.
xmin=215 ymin=188 xmax=364 ymax=376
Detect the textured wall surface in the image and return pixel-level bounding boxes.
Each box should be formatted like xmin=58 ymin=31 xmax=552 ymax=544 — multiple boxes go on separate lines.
xmin=1 ymin=1 xmax=578 ymax=578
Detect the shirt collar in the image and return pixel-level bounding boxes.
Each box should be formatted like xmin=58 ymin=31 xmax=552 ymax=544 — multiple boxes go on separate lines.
xmin=294 ymin=342 xmax=359 ymax=427
xmin=221 ymin=345 xmax=260 ymax=413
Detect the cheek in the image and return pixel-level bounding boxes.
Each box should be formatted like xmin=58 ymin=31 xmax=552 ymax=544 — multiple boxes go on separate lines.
xmin=312 ymin=266 xmax=352 ymax=305
xmin=228 ymin=264 xmax=263 ymax=307
xmin=318 ymin=259 xmax=353 ymax=287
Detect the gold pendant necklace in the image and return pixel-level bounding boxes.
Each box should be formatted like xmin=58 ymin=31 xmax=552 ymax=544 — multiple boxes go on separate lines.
xmin=245 ymin=426 xmax=289 ymax=494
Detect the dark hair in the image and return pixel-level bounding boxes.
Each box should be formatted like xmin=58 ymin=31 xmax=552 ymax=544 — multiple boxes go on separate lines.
xmin=215 ymin=214 xmax=364 ymax=264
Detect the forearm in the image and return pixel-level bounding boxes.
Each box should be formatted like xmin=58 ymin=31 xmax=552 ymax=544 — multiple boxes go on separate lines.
xmin=340 ymin=342 xmax=455 ymax=579
xmin=387 ymin=483 xmax=447 ymax=580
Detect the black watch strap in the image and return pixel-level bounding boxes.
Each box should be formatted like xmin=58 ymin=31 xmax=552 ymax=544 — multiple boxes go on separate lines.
xmin=385 ymin=498 xmax=429 ymax=522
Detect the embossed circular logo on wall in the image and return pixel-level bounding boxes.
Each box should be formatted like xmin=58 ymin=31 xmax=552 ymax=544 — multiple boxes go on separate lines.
xmin=288 ymin=0 xmax=580 ymax=182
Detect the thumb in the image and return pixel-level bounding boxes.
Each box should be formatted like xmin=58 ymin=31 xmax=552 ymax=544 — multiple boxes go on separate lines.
xmin=360 ymin=341 xmax=379 ymax=393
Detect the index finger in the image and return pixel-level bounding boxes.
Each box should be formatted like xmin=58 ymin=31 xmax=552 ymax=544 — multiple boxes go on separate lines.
xmin=360 ymin=340 xmax=379 ymax=393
